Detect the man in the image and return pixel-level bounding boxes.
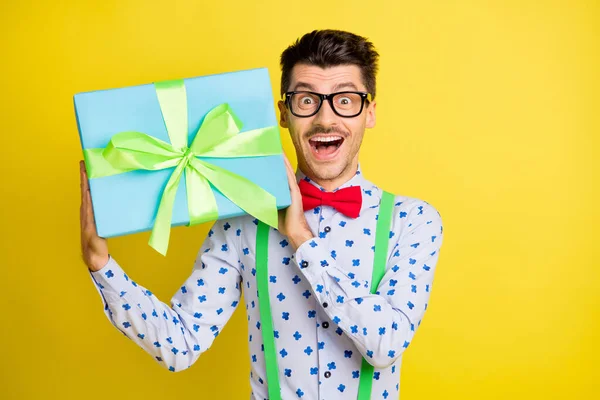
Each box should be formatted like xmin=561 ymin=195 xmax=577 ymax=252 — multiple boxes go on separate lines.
xmin=80 ymin=29 xmax=444 ymax=399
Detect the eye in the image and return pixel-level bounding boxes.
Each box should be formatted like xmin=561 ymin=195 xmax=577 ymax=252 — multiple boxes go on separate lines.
xmin=339 ymin=97 xmax=352 ymax=105
xmin=300 ymin=96 xmax=314 ymax=104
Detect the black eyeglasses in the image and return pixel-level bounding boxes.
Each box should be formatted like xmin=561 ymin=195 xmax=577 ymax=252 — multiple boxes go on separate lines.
xmin=284 ymin=91 xmax=372 ymax=118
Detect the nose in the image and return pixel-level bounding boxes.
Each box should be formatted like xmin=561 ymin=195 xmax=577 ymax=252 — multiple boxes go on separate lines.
xmin=313 ymin=98 xmax=338 ymax=126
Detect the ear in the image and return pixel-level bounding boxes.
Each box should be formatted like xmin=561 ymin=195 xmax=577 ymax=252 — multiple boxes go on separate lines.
xmin=278 ymin=100 xmax=289 ymax=128
xmin=365 ymin=100 xmax=376 ymax=129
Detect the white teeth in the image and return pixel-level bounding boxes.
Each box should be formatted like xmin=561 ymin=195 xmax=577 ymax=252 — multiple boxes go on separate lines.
xmin=310 ymin=136 xmax=342 ymax=143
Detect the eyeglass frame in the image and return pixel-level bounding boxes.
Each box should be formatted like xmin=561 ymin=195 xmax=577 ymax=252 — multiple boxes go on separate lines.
xmin=284 ymin=90 xmax=373 ymax=118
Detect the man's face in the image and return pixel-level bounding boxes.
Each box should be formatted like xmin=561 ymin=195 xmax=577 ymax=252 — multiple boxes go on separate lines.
xmin=278 ymin=64 xmax=376 ymax=183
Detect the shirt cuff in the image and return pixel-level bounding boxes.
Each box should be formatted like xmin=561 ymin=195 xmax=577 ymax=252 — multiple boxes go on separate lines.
xmin=88 ymin=255 xmax=132 ymax=299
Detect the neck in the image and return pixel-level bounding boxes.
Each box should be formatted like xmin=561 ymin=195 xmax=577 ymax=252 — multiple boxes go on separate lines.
xmin=298 ymin=158 xmax=359 ymax=192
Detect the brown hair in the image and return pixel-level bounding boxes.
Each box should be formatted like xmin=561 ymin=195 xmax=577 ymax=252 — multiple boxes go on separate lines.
xmin=280 ymin=29 xmax=380 ymax=98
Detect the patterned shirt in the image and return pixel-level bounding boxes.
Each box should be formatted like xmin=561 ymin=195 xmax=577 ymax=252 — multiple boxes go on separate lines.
xmin=89 ymin=163 xmax=444 ymax=400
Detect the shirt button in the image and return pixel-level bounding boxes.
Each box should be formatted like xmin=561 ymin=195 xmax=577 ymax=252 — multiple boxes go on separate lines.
xmin=324 ymin=226 xmax=331 ymax=233
xmin=323 ymin=302 xmax=328 ymax=308
xmin=322 ymin=321 xmax=329 ymax=329
xmin=300 ymin=260 xmax=309 ymax=268
xmin=324 ymin=371 xmax=331 ymax=378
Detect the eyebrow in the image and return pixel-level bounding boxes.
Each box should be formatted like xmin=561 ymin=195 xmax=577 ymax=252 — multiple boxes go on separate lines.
xmin=332 ymin=82 xmax=359 ymax=91
xmin=292 ymin=81 xmax=361 ymax=92
xmin=292 ymin=82 xmax=317 ymax=91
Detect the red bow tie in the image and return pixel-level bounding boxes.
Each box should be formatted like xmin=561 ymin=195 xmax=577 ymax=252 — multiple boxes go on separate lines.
xmin=298 ymin=179 xmax=362 ymax=218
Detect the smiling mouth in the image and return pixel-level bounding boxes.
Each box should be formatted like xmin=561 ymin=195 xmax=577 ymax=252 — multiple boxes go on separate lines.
xmin=308 ymin=136 xmax=345 ymax=157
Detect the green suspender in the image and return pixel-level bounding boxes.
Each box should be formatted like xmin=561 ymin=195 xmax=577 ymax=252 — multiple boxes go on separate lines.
xmin=256 ymin=221 xmax=282 ymax=400
xmin=256 ymin=190 xmax=396 ymax=400
xmin=357 ymin=190 xmax=395 ymax=400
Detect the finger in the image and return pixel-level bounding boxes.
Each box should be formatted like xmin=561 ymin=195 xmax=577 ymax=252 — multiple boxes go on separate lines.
xmin=80 ymin=194 xmax=86 ymax=231
xmin=80 ymin=163 xmax=90 ymax=213
xmin=81 ymin=161 xmax=95 ymax=230
xmin=83 ymin=189 xmax=92 ymax=231
xmin=282 ymin=153 xmax=292 ymax=170
xmin=283 ymin=160 xmax=296 ymax=187
xmin=80 ymin=161 xmax=89 ymax=192
xmin=283 ymin=155 xmax=296 ymax=182
xmin=85 ymin=190 xmax=97 ymax=234
xmin=80 ymin=166 xmax=88 ymax=232
xmin=82 ymin=199 xmax=91 ymax=236
xmin=80 ymin=206 xmax=84 ymax=233
xmin=284 ymin=167 xmax=302 ymax=202
xmin=284 ymin=155 xmax=295 ymax=174
xmin=80 ymin=161 xmax=85 ymax=199
xmin=89 ymin=195 xmax=101 ymax=237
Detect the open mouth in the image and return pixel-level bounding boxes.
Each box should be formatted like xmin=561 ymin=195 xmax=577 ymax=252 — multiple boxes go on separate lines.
xmin=308 ymin=135 xmax=345 ymax=160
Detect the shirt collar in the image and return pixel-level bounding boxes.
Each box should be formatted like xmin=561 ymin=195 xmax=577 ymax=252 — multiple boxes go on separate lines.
xmin=295 ymin=162 xmax=367 ymax=192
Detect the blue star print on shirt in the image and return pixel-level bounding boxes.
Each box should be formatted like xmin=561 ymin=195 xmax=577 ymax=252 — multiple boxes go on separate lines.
xmin=88 ymin=163 xmax=444 ymax=400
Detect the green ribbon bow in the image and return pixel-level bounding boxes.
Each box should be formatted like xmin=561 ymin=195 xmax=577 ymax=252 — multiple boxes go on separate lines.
xmin=83 ymin=79 xmax=281 ymax=255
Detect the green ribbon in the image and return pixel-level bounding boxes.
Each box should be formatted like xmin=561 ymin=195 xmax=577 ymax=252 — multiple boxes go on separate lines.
xmin=256 ymin=222 xmax=282 ymax=399
xmin=83 ymin=79 xmax=281 ymax=255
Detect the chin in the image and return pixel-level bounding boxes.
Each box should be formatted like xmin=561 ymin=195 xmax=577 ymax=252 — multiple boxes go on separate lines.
xmin=308 ymin=160 xmax=347 ymax=181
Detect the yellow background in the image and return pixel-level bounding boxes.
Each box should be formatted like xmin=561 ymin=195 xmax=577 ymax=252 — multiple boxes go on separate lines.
xmin=1 ymin=0 xmax=598 ymax=399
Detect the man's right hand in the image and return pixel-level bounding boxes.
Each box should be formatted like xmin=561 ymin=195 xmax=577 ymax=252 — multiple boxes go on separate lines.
xmin=80 ymin=160 xmax=109 ymax=272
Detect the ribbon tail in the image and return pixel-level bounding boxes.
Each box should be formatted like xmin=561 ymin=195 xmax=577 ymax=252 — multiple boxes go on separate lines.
xmin=190 ymin=159 xmax=279 ymax=229
xmin=148 ymin=161 xmax=187 ymax=255
xmin=185 ymin=165 xmax=220 ymax=226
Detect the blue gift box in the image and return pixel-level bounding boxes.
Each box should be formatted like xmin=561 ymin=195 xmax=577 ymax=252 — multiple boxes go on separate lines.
xmin=74 ymin=67 xmax=291 ymax=244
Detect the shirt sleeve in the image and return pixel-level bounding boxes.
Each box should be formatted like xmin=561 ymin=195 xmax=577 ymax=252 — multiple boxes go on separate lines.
xmin=294 ymin=199 xmax=444 ymax=369
xmin=88 ymin=218 xmax=242 ymax=372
